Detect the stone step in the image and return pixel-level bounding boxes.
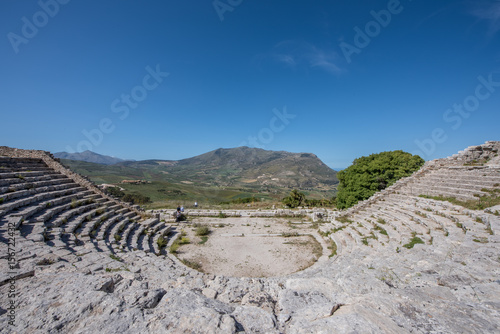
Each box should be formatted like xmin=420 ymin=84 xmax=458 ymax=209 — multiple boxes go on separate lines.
xmin=79 ymin=208 xmax=120 ymax=238
xmin=400 ymin=187 xmax=481 ymax=201
xmin=403 ymin=183 xmax=489 ymax=197
xmin=50 ymin=202 xmax=100 ymax=228
xmin=151 ymin=225 xmax=172 ymax=255
xmin=105 ymin=218 xmax=130 ymax=247
xmin=0 ymin=182 xmax=81 ymax=205
xmin=127 ymin=224 xmax=145 ymax=251
xmin=0 ymin=176 xmax=47 ymax=188
xmin=96 ymin=215 xmax=123 ymax=241
xmin=65 ymin=205 xmax=113 ymax=234
xmin=119 ymin=221 xmax=138 ymax=250
xmin=0 ymin=186 xmax=88 ymax=217
xmin=418 ymin=176 xmax=500 ymax=188
xmin=31 ymin=191 xmax=93 ymax=223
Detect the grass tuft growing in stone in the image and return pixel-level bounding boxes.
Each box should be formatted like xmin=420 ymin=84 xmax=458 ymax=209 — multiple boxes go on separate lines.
xmin=169 ymin=243 xmax=179 ymax=254
xmin=195 ymin=225 xmax=210 ymax=236
xmin=374 ymin=225 xmax=388 ymax=236
xmin=157 ymin=236 xmax=168 ymax=249
xmin=473 ymin=237 xmax=489 ymax=243
xmin=419 ymin=194 xmax=500 ymax=210
xmin=403 ymin=236 xmax=424 ymax=249
xmin=336 ymin=216 xmax=353 ymax=224
xmin=181 ymin=258 xmax=203 ymax=271
xmin=109 ymin=254 xmax=123 ymax=262
xmin=328 ymin=240 xmax=337 ymax=258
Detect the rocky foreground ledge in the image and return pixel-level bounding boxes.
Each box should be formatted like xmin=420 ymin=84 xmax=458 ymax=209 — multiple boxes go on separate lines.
xmin=1 ymin=142 xmax=500 ymax=333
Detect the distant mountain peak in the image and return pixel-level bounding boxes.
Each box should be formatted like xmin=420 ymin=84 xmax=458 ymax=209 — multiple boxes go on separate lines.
xmin=54 ymin=151 xmax=127 ymax=165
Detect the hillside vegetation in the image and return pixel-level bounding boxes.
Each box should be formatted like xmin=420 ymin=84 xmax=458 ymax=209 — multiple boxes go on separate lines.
xmin=60 ymin=147 xmax=338 ymax=207
xmin=336 ymin=150 xmax=425 ymax=209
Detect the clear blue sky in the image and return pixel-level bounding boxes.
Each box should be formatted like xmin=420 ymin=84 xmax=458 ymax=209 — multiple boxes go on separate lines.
xmin=1 ymin=0 xmax=499 ymax=169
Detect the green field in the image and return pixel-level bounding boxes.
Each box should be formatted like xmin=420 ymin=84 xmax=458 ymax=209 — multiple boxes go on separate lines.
xmin=61 ymin=158 xmax=337 ymax=209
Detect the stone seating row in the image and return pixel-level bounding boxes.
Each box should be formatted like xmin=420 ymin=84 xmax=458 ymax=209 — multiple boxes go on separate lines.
xmin=419 ymin=176 xmax=500 ymax=188
xmin=0 ymin=173 xmax=68 ymax=189
xmin=0 ymin=186 xmax=87 ymax=218
xmin=0 ymin=156 xmax=171 ymax=260
xmin=400 ymin=187 xmax=482 ymax=201
xmin=0 ymin=182 xmax=81 ymax=204
xmin=0 ymin=169 xmax=61 ymax=180
xmin=0 ymin=177 xmax=74 ymax=195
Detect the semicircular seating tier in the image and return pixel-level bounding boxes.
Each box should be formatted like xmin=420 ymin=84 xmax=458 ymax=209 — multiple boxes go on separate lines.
xmin=0 ymin=143 xmax=499 ymax=333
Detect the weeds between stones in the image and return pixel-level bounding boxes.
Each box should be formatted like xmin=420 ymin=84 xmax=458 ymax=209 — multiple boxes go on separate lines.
xmin=195 ymin=225 xmax=210 ymax=236
xmin=157 ymin=236 xmax=168 ymax=249
xmin=109 ymin=254 xmax=123 ymax=262
xmin=403 ymin=236 xmax=424 ymax=249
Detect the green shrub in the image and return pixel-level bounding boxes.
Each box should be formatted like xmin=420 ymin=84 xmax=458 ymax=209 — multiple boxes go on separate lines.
xmin=219 ymin=197 xmax=260 ymax=205
xmin=198 ymin=236 xmax=208 ymax=244
xmin=195 ymin=226 xmax=210 ymax=236
xmin=169 ymin=243 xmax=179 ymax=254
xmin=157 ymin=236 xmax=167 ymax=249
xmin=336 ymin=151 xmax=424 ymax=209
xmin=179 ymin=237 xmax=190 ymax=244
xmin=181 ymin=259 xmax=202 ymax=271
xmin=218 ymin=212 xmax=227 ymax=218
xmin=282 ymin=189 xmax=305 ymax=208
xmin=114 ymin=234 xmax=122 ymax=242
xmin=105 ymin=186 xmax=125 ymax=198
xmin=122 ymin=193 xmax=150 ymax=205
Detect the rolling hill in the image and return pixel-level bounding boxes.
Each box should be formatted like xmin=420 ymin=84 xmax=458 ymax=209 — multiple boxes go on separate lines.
xmin=59 ymin=147 xmax=338 ymax=207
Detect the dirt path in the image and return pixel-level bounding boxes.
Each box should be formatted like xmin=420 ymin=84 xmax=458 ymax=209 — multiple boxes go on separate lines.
xmin=173 ymin=217 xmax=325 ymax=277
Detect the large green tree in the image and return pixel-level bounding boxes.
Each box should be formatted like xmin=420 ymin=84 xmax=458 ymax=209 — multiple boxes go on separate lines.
xmin=336 ymin=150 xmax=424 ymax=209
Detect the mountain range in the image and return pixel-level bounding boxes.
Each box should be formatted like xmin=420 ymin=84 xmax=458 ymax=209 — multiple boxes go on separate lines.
xmin=54 ymin=150 xmax=129 ymax=165
xmin=58 ymin=147 xmax=338 ymax=206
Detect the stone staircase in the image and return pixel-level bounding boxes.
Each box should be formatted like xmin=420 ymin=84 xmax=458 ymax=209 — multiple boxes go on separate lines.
xmin=0 ymin=152 xmax=176 ymax=288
